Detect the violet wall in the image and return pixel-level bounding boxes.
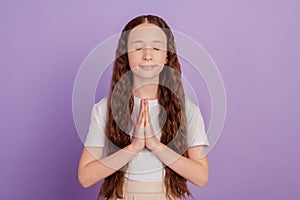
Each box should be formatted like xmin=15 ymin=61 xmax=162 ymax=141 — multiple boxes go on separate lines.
xmin=1 ymin=1 xmax=299 ymax=199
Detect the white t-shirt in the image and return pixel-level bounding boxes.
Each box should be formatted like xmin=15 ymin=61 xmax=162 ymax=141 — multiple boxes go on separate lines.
xmin=84 ymin=96 xmax=209 ymax=182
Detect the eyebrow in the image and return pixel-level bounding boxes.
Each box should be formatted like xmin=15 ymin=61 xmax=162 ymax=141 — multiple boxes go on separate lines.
xmin=130 ymin=40 xmax=165 ymax=45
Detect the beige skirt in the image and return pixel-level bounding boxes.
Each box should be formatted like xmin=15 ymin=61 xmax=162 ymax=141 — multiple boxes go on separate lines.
xmin=112 ymin=179 xmax=181 ymax=200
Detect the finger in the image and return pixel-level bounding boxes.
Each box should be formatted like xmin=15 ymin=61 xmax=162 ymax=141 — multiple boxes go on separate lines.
xmin=143 ymin=99 xmax=147 ymax=126
xmin=142 ymin=98 xmax=145 ymax=112
xmin=144 ymin=100 xmax=148 ymax=126
xmin=137 ymin=110 xmax=143 ymax=126
xmin=135 ymin=111 xmax=145 ymax=138
xmin=145 ymin=99 xmax=151 ymax=127
xmin=140 ymin=99 xmax=145 ymax=126
xmin=137 ymin=98 xmax=144 ymax=126
xmin=142 ymin=110 xmax=146 ymax=127
xmin=135 ymin=122 xmax=144 ymax=138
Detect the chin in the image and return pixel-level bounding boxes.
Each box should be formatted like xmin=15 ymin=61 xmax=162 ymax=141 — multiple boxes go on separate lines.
xmin=135 ymin=73 xmax=160 ymax=80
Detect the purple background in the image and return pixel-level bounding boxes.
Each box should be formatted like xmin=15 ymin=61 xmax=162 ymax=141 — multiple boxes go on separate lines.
xmin=1 ymin=0 xmax=299 ymax=199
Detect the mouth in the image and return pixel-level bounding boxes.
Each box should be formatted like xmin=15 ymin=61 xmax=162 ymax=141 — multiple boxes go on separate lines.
xmin=139 ymin=64 xmax=158 ymax=70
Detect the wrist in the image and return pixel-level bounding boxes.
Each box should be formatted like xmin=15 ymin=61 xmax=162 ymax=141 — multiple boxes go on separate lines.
xmin=127 ymin=143 xmax=142 ymax=154
xmin=148 ymin=139 xmax=164 ymax=152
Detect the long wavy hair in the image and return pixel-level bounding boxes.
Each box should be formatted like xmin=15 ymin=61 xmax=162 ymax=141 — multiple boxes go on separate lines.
xmin=98 ymin=15 xmax=191 ymax=200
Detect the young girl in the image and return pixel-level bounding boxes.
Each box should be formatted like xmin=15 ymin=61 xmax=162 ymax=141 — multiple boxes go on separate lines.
xmin=78 ymin=15 xmax=210 ymax=200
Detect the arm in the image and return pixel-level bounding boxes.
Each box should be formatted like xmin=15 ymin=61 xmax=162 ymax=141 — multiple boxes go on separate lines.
xmin=78 ymin=99 xmax=146 ymax=188
xmin=78 ymin=144 xmax=140 ymax=188
xmin=151 ymin=144 xmax=209 ymax=187
xmin=143 ymin=99 xmax=209 ymax=187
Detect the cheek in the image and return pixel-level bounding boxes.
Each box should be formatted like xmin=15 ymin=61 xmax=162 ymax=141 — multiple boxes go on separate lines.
xmin=127 ymin=52 xmax=139 ymax=68
xmin=158 ymin=52 xmax=168 ymax=63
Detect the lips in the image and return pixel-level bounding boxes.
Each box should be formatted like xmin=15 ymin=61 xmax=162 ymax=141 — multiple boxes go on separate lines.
xmin=139 ymin=64 xmax=157 ymax=70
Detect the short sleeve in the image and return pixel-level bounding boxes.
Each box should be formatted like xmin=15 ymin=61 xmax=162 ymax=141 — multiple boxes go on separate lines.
xmin=185 ymin=98 xmax=210 ymax=147
xmin=84 ymin=97 xmax=108 ymax=147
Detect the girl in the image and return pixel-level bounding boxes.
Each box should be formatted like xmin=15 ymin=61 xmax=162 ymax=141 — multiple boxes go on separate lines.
xmin=78 ymin=15 xmax=210 ymax=200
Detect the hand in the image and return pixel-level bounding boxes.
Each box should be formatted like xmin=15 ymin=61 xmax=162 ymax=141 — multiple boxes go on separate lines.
xmin=144 ymin=99 xmax=161 ymax=151
xmin=130 ymin=98 xmax=146 ymax=153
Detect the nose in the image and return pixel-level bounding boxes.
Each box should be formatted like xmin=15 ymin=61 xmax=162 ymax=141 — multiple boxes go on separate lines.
xmin=142 ymin=47 xmax=152 ymax=61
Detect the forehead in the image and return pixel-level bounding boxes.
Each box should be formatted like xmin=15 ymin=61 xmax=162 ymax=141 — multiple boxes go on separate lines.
xmin=127 ymin=23 xmax=167 ymax=43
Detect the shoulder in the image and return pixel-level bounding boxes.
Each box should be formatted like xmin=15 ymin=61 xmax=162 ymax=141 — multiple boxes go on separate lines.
xmin=94 ymin=96 xmax=108 ymax=110
xmin=92 ymin=97 xmax=109 ymax=117
xmin=185 ymin=97 xmax=198 ymax=110
xmin=185 ymin=97 xmax=201 ymax=113
xmin=184 ymin=97 xmax=204 ymax=120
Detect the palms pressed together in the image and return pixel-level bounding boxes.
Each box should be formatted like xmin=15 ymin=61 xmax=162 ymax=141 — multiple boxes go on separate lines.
xmin=131 ymin=98 xmax=161 ymax=153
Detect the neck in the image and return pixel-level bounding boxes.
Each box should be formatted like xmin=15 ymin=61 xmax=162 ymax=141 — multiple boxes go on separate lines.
xmin=132 ymin=76 xmax=159 ymax=99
